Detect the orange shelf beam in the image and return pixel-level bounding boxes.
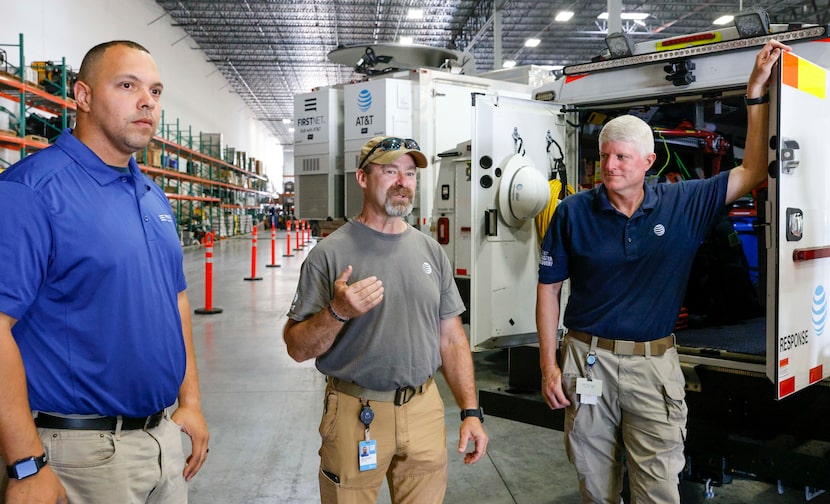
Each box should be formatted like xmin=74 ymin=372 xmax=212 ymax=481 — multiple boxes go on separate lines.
xmin=0 ymin=132 xmax=48 ymax=150
xmin=165 ymin=194 xmax=221 ymax=203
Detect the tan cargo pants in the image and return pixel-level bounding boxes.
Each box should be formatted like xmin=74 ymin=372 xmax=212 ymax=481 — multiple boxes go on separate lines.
xmin=561 ymin=334 xmax=688 ymax=504
xmin=317 ymin=378 xmax=448 ymax=504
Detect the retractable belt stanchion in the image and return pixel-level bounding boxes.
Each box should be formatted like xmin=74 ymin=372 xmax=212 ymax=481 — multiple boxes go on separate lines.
xmin=266 ymin=226 xmax=281 ymax=268
xmin=244 ymin=226 xmax=263 ymax=281
xmin=194 ymin=232 xmax=223 ymax=314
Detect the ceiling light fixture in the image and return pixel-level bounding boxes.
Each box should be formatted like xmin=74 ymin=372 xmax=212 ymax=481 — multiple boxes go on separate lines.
xmin=400 ymin=36 xmax=414 ymax=45
xmin=502 ymin=60 xmax=517 ymax=68
xmin=555 ymin=11 xmax=574 ymax=22
xmin=597 ymin=12 xmax=650 ymax=21
xmin=525 ymin=38 xmax=541 ymax=48
xmin=282 ymin=118 xmax=291 ymax=124
xmin=713 ymin=15 xmax=734 ymax=25
xmin=407 ymin=8 xmax=424 ymax=19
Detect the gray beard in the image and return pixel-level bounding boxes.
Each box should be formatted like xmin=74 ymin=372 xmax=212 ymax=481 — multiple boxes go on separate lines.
xmin=385 ymin=200 xmax=413 ymax=217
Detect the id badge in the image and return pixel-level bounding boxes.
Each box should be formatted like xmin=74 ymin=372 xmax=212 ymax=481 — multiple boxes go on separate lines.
xmin=358 ymin=440 xmax=377 ymax=471
xmin=576 ymin=377 xmax=603 ymax=405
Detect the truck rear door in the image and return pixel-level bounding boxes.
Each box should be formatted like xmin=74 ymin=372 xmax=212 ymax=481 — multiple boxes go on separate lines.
xmin=768 ymin=51 xmax=830 ymax=399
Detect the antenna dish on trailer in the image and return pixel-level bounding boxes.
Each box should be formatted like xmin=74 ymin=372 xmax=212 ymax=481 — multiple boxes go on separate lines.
xmin=327 ymin=43 xmax=475 ymax=75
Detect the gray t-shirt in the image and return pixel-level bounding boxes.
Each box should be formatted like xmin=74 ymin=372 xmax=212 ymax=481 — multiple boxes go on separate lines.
xmin=287 ymin=221 xmax=465 ymax=390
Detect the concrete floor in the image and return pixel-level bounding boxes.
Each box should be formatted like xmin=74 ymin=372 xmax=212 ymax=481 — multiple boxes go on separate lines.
xmin=181 ymin=230 xmax=830 ymax=504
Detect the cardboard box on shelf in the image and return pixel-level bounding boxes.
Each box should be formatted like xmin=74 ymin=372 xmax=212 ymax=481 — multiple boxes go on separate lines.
xmin=136 ymin=144 xmax=162 ymax=167
xmin=255 ymin=160 xmax=263 ymax=175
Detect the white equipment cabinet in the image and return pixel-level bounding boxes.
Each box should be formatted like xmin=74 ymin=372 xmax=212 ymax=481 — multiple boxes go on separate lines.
xmin=293 ymin=87 xmax=344 ymax=222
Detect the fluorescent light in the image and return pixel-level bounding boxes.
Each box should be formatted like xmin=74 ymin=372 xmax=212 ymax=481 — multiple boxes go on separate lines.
xmin=282 ymin=118 xmax=291 ymax=124
xmin=524 ymin=38 xmax=541 ymax=48
xmin=502 ymin=60 xmax=517 ymax=68
xmin=288 ymin=127 xmax=295 ymax=133
xmin=407 ymin=8 xmax=423 ymax=19
xmin=713 ymin=15 xmax=734 ymax=25
xmin=400 ymin=36 xmax=414 ymax=45
xmin=555 ymin=11 xmax=574 ymax=22
xmin=598 ymin=12 xmax=650 ymax=21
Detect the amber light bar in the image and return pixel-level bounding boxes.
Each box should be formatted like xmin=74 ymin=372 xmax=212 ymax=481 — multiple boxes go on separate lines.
xmin=563 ymin=26 xmax=828 ymax=76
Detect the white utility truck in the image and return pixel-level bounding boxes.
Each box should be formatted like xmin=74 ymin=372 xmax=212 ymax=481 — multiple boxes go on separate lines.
xmin=433 ymin=19 xmax=830 ymax=497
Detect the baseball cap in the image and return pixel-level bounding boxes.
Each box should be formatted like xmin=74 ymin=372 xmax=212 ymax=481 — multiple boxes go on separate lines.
xmin=358 ymin=136 xmax=428 ymax=170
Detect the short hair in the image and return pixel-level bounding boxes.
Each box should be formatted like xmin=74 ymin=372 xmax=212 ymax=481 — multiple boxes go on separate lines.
xmin=77 ymin=41 xmax=151 ymax=83
xmin=598 ymin=115 xmax=654 ymax=158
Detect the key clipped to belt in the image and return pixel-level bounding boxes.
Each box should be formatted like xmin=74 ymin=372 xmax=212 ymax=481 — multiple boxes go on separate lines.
xmin=358 ymin=403 xmax=378 ymax=471
xmin=576 ymin=336 xmax=603 ymax=405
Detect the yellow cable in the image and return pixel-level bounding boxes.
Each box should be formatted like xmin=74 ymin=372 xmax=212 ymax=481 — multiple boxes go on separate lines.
xmin=535 ymin=179 xmax=575 ymax=245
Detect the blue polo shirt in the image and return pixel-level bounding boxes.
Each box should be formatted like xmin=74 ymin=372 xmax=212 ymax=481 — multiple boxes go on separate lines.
xmin=539 ymin=173 xmax=729 ymax=341
xmin=0 ymin=129 xmax=187 ymax=417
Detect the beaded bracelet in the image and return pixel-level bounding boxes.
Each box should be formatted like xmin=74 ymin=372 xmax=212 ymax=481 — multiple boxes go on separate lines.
xmin=327 ymin=304 xmax=349 ymax=323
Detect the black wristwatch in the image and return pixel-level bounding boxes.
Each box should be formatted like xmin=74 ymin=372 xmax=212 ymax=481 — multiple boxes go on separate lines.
xmin=460 ymin=407 xmax=484 ymax=423
xmin=744 ymin=92 xmax=770 ymax=106
xmin=6 ymin=453 xmax=48 ymax=480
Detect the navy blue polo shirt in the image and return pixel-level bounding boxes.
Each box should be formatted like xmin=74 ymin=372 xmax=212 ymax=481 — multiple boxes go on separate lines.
xmin=539 ymin=173 xmax=729 ymax=341
xmin=0 ymin=129 xmax=187 ymax=417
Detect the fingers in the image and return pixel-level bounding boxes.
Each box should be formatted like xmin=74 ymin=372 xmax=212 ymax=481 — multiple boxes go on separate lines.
xmin=183 ymin=433 xmax=209 ymax=481
xmin=335 ymin=265 xmax=353 ymax=285
xmin=541 ymin=370 xmax=571 ymax=410
xmin=458 ymin=423 xmax=489 ymax=465
xmin=747 ymin=40 xmax=788 ymax=96
xmin=332 ymin=267 xmax=384 ymax=319
xmin=172 ymin=408 xmax=210 ymax=481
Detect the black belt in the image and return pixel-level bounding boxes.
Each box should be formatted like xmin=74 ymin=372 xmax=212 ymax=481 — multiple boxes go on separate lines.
xmin=35 ymin=411 xmax=165 ymax=431
xmin=327 ymin=377 xmax=433 ymax=406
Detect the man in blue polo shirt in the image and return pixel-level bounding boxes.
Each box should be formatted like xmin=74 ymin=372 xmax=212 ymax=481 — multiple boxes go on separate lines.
xmin=0 ymin=41 xmax=208 ymax=503
xmin=536 ymin=40 xmax=789 ymax=504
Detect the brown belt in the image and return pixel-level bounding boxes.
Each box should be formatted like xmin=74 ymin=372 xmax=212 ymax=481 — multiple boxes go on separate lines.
xmin=327 ymin=377 xmax=433 ymax=406
xmin=566 ymin=331 xmax=675 ymax=357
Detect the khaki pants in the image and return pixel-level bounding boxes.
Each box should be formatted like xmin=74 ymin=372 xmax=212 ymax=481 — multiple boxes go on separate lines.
xmin=318 ymin=379 xmax=448 ymax=504
xmin=1 ymin=415 xmax=187 ymax=504
xmin=561 ymin=335 xmax=688 ymax=504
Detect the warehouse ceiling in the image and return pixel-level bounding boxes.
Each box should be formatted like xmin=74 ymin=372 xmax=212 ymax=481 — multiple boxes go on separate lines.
xmin=154 ymin=0 xmax=830 ymax=146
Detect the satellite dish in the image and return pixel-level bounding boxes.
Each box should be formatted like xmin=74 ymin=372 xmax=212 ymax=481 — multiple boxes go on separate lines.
xmin=328 ymin=43 xmax=475 ymax=75
xmin=497 ymin=154 xmax=551 ymax=228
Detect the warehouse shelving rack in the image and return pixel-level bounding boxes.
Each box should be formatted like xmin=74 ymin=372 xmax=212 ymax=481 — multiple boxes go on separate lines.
xmin=136 ymin=112 xmax=275 ymax=240
xmin=0 ymin=34 xmax=276 ymax=242
xmin=0 ymin=34 xmax=73 ymax=164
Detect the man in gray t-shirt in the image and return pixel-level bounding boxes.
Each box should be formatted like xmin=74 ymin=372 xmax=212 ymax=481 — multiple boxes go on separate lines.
xmin=285 ymin=136 xmax=488 ymax=504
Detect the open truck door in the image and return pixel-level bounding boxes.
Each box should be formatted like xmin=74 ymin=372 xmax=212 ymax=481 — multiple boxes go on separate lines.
xmin=467 ymin=94 xmax=569 ymax=350
xmin=768 ymin=51 xmax=830 ymax=399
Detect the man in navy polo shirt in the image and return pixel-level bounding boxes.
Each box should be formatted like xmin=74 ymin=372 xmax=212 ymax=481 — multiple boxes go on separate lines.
xmin=0 ymin=41 xmax=208 ymax=503
xmin=536 ymin=40 xmax=789 ymax=504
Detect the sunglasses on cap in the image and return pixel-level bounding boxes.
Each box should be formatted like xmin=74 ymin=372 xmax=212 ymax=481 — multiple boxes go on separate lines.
xmin=358 ymin=137 xmax=421 ymax=170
